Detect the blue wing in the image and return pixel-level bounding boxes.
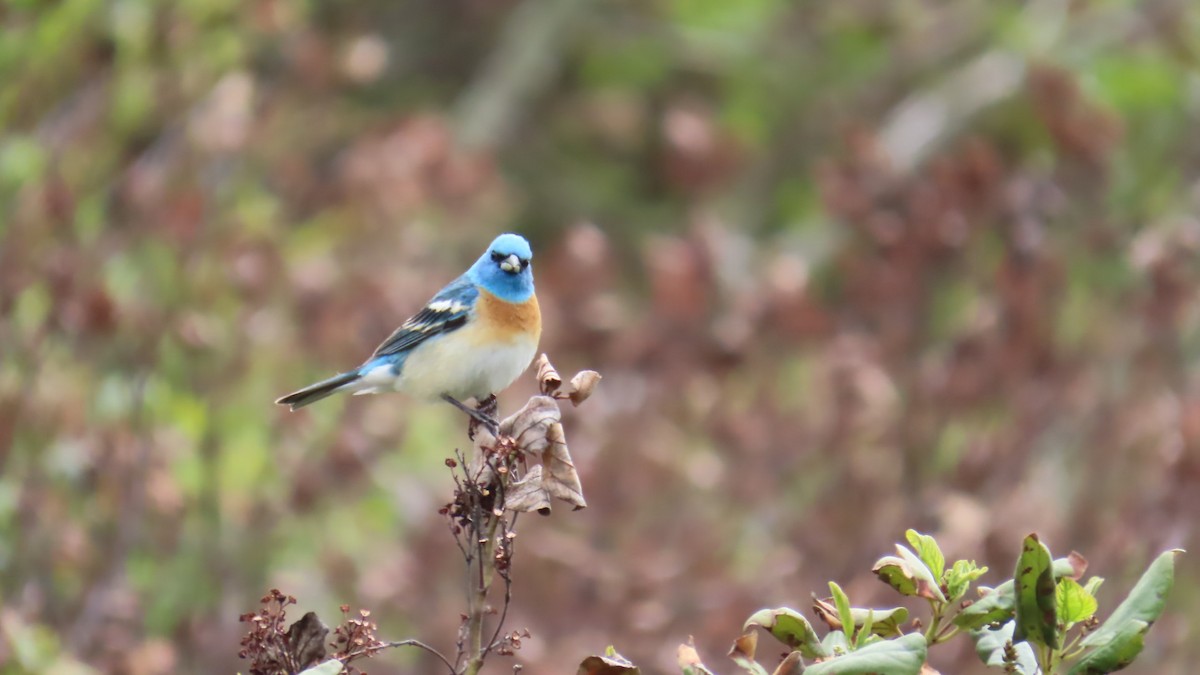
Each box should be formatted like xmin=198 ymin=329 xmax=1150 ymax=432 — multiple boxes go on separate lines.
xmin=370 ymin=275 xmax=478 ymax=358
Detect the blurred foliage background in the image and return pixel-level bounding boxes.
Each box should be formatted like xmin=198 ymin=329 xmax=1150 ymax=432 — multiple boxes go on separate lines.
xmin=2 ymin=0 xmax=1199 ymax=673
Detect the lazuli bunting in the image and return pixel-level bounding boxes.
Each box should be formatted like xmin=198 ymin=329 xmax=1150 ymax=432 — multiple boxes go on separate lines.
xmin=277 ymin=233 xmax=541 ymax=423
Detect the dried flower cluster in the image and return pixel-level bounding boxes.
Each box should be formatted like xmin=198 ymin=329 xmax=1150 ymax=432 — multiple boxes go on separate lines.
xmin=493 ymin=628 xmax=532 ymax=657
xmin=331 ymin=605 xmax=388 ymax=673
xmin=238 ymin=592 xmax=390 ymax=675
xmin=238 ymin=589 xmax=322 ymax=675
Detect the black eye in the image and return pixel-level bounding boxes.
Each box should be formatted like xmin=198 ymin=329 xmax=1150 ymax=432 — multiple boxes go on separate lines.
xmin=491 ymin=251 xmax=505 ymax=262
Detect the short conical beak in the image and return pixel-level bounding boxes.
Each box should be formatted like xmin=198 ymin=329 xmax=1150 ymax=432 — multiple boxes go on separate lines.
xmin=500 ymin=254 xmax=522 ymax=273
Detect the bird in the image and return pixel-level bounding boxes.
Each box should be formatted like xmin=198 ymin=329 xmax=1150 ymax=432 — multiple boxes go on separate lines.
xmin=276 ymin=233 xmax=541 ymax=429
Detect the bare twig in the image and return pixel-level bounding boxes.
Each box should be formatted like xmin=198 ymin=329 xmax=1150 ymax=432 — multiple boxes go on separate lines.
xmin=341 ymin=639 xmax=456 ymax=674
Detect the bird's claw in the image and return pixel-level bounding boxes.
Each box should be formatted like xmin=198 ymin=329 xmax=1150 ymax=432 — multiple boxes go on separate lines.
xmin=442 ymin=394 xmax=500 ymax=440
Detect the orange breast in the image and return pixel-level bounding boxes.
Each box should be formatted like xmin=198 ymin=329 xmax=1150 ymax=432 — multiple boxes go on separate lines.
xmin=475 ymin=290 xmax=541 ymax=340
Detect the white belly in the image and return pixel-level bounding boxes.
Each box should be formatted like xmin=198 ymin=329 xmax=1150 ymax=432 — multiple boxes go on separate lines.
xmin=358 ymin=324 xmax=539 ymax=401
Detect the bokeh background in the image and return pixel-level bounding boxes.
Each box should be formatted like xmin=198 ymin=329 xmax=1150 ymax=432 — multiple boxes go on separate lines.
xmin=2 ymin=0 xmax=1199 ymax=673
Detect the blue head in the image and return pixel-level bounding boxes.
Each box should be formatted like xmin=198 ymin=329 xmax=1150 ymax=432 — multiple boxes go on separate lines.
xmin=467 ymin=233 xmax=535 ymax=302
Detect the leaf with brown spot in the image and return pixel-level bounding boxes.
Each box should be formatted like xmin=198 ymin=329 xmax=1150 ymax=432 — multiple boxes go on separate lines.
xmin=744 ymin=607 xmax=826 ymax=659
xmin=873 ymin=544 xmax=946 ymax=603
xmin=1013 ymin=533 xmax=1057 ymax=649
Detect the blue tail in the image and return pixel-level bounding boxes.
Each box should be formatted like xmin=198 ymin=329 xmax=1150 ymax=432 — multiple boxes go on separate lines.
xmin=276 ymin=370 xmax=361 ymax=410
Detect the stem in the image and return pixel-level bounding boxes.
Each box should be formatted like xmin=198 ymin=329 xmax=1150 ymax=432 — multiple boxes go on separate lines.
xmin=463 ymin=461 xmax=505 ymax=675
xmin=922 ymin=600 xmax=944 ymax=644
xmin=1036 ymin=643 xmax=1054 ymax=674
xmin=483 ymin=515 xmax=517 ymax=657
xmin=932 ymin=624 xmax=960 ymax=644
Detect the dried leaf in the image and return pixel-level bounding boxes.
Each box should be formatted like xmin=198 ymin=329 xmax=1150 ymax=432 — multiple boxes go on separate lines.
xmin=678 ymin=637 xmax=716 ymax=675
xmin=489 ymin=395 xmax=588 ymax=513
xmin=541 ymin=421 xmax=586 ymax=510
xmin=729 ymin=631 xmax=770 ymax=674
xmin=568 ymin=370 xmax=602 ymax=406
xmin=500 ymin=395 xmax=562 ymax=455
xmin=771 ymin=652 xmax=804 ymax=675
xmin=578 ymin=646 xmax=640 ymax=674
xmin=812 ymin=596 xmax=842 ymax=630
xmin=286 ymin=611 xmax=328 ymax=669
xmin=1055 ymin=551 xmax=1088 ymax=580
xmin=811 ymin=598 xmax=907 ymax=638
xmin=504 ymin=465 xmax=552 ymax=515
xmin=536 ymin=353 xmax=562 ymax=395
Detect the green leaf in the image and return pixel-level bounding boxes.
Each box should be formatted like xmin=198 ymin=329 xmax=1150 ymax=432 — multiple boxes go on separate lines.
xmin=1013 ymin=533 xmax=1058 ymax=649
xmin=849 ymin=607 xmax=908 ymax=638
xmin=743 ymin=607 xmax=827 ymax=659
xmin=971 ymin=622 xmax=1038 ymax=674
xmin=953 ymin=581 xmax=1015 ymax=630
xmin=298 ymin=661 xmax=344 ymax=675
xmin=906 ymin=529 xmax=945 ymax=581
xmin=944 ymin=559 xmax=989 ymax=603
xmin=854 ymin=609 xmax=874 ymax=649
xmin=822 ymin=629 xmax=850 ymax=657
xmin=872 ymin=545 xmax=946 ymax=602
xmin=1056 ymin=578 xmax=1098 ymax=628
xmin=1083 ymin=576 xmax=1105 ymax=598
xmin=829 ymin=582 xmax=855 ymax=643
xmin=1069 ymin=549 xmax=1183 ymax=674
xmin=1070 ymin=621 xmax=1148 ymax=675
xmin=805 ymin=633 xmax=927 ymax=675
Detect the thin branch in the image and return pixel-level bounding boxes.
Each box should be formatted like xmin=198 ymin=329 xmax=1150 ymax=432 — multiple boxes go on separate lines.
xmin=341 ymin=639 xmax=457 ymax=675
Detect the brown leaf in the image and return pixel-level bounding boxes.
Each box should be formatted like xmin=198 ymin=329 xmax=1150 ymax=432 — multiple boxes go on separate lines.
xmin=541 ymin=422 xmax=586 ymax=510
xmin=286 ymin=611 xmax=328 ymax=669
xmin=536 ymin=353 xmax=562 ymax=395
xmin=500 ymin=395 xmax=562 ymax=454
xmin=494 ymin=395 xmax=587 ymax=512
xmin=1063 ymin=551 xmax=1088 ymax=580
xmin=729 ymin=630 xmax=758 ymax=662
xmin=772 ymin=652 xmax=804 ymax=675
xmin=568 ymin=370 xmax=602 ymax=406
xmin=811 ymin=596 xmax=842 ymax=630
xmin=677 ymin=639 xmax=703 ymax=666
xmin=504 ymin=465 xmax=552 ymax=515
xmin=577 ymin=650 xmax=640 ymax=674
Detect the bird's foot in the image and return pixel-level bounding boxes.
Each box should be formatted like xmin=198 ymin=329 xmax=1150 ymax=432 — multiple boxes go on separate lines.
xmin=442 ymin=394 xmax=499 ymax=439
xmin=472 ymin=394 xmax=499 ymax=441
